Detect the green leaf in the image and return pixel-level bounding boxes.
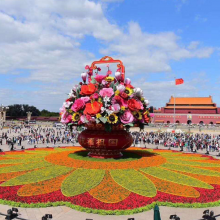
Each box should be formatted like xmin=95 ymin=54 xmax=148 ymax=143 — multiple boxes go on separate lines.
xmin=91 ymin=79 xmax=97 ymax=84
xmin=0 ymin=161 xmax=52 ymax=174
xmin=99 ymin=117 xmax=107 ymax=124
xmin=110 ymin=82 xmax=114 ymax=88
xmin=140 ymin=167 xmax=213 ymax=189
xmin=161 ymin=163 xmax=220 ymax=177
xmin=110 ymin=169 xmax=156 ymax=197
xmin=1 ymin=165 xmax=73 ymax=186
xmin=165 ymin=158 xmax=220 ymax=167
xmin=126 ymin=123 xmax=134 ymax=127
xmin=62 ymin=169 xmax=105 ymax=197
xmin=96 ymin=118 xmax=100 ymax=124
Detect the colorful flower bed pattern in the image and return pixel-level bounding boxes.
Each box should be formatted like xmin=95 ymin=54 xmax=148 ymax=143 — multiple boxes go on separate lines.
xmin=0 ymin=147 xmax=220 ymax=214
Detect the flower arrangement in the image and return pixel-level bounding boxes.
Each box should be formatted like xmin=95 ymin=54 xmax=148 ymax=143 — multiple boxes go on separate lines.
xmin=60 ymin=62 xmax=151 ymax=130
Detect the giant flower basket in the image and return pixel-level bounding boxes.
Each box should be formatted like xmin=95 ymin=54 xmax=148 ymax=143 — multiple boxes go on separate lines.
xmin=60 ymin=56 xmax=151 ymax=158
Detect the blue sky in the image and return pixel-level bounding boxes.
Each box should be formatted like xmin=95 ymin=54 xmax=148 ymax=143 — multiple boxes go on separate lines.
xmin=0 ymin=0 xmax=219 ymax=111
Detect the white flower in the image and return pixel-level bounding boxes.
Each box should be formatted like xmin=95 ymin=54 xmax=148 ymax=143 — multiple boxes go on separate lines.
xmin=115 ymin=71 xmax=121 ymax=81
xmin=101 ymin=107 xmax=106 ymax=113
xmin=116 ymin=84 xmax=125 ymax=92
xmin=134 ymin=88 xmax=143 ymax=97
xmin=63 ymin=101 xmax=72 ymax=108
xmin=68 ymin=90 xmax=76 ymax=98
xmin=103 ymin=97 xmax=110 ymax=102
xmin=144 ymin=99 xmax=149 ymax=105
xmin=72 ymin=85 xmax=79 ymax=92
xmin=106 ymin=109 xmax=114 ymax=115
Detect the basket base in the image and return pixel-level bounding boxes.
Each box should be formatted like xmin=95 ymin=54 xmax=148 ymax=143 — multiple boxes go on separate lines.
xmin=88 ymin=151 xmax=123 ymax=159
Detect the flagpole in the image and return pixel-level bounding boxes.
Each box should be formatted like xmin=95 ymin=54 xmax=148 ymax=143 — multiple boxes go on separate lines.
xmin=174 ymin=77 xmax=176 ymax=128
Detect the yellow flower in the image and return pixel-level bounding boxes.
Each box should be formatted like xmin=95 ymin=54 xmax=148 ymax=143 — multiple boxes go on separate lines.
xmin=141 ymin=97 xmax=145 ymax=101
xmin=124 ymin=87 xmax=133 ymax=96
xmin=98 ymin=97 xmax=103 ymax=103
xmin=107 ymin=114 xmax=118 ymax=124
xmin=96 ymin=113 xmax=102 ymax=119
xmin=106 ymin=76 xmax=114 ymax=83
xmin=143 ymin=110 xmax=149 ymax=115
xmin=133 ymin=111 xmax=142 ymax=120
xmin=72 ymin=112 xmax=80 ymax=122
xmin=115 ymin=90 xmax=120 ymax=96
xmin=121 ymin=106 xmax=126 ymax=111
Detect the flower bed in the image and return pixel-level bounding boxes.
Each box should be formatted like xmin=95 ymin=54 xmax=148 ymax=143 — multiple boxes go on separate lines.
xmin=0 ymin=147 xmax=220 ymax=214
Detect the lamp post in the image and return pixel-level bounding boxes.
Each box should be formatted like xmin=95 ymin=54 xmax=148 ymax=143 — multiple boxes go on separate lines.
xmin=0 ymin=104 xmax=9 ymax=128
xmin=26 ymin=111 xmax=32 ymax=125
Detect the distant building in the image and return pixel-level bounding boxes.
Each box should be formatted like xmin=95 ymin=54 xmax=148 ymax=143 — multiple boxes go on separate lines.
xmin=154 ymin=96 xmax=220 ymax=125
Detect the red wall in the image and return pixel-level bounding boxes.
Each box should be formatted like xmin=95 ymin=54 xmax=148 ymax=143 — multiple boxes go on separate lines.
xmin=154 ymin=114 xmax=220 ymax=124
xmin=164 ymin=109 xmax=217 ymax=114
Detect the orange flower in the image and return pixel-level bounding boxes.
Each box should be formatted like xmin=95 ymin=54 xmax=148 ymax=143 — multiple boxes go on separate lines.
xmin=80 ymin=84 xmax=96 ymax=96
xmin=83 ymin=101 xmax=102 ymax=116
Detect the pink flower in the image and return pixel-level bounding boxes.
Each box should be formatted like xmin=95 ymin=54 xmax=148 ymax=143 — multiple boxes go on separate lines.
xmin=85 ymin=65 xmax=90 ymax=69
xmin=71 ymin=98 xmax=85 ymax=112
xmin=107 ymin=70 xmax=112 ymax=75
xmin=61 ymin=113 xmax=72 ymax=123
xmin=95 ymin=75 xmax=106 ymax=83
xmin=99 ymin=88 xmax=114 ymax=97
xmin=90 ymin=93 xmax=99 ymax=100
xmin=80 ymin=115 xmax=88 ymax=123
xmin=115 ymin=71 xmax=121 ymax=81
xmin=111 ymin=104 xmax=120 ymax=113
xmin=120 ymin=110 xmax=134 ymax=124
xmin=102 ymin=80 xmax=108 ymax=86
xmin=81 ymin=72 xmax=87 ymax=83
xmin=59 ymin=105 xmax=66 ymax=114
xmin=137 ymin=100 xmax=144 ymax=110
xmin=81 ymin=96 xmax=90 ymax=103
xmin=125 ymin=78 xmax=131 ymax=85
xmin=117 ymin=84 xmax=125 ymax=92
xmin=112 ymin=96 xmax=128 ymax=107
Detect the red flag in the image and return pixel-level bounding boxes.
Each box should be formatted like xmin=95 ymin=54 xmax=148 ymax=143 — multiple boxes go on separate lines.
xmin=175 ymin=78 xmax=184 ymax=85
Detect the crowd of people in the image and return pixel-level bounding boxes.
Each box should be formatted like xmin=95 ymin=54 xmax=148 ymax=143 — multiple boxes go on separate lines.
xmin=1 ymin=123 xmax=220 ymax=155
xmin=0 ymin=124 xmax=79 ymax=151
xmin=132 ymin=131 xmax=220 ymax=153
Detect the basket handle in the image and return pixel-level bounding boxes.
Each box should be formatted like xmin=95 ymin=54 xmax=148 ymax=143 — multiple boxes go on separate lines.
xmin=90 ymin=56 xmax=125 ymax=81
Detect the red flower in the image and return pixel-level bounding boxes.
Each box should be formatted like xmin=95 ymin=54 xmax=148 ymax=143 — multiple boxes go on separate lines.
xmin=126 ymin=84 xmax=134 ymax=89
xmin=85 ymin=65 xmax=90 ymax=69
xmin=120 ymin=92 xmax=128 ymax=99
xmin=144 ymin=114 xmax=150 ymax=123
xmin=128 ymin=99 xmax=142 ymax=111
xmin=80 ymin=84 xmax=96 ymax=96
xmin=84 ymin=101 xmax=102 ymax=116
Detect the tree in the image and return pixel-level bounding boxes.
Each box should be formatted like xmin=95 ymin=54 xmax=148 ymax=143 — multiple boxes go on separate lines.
xmin=7 ymin=104 xmax=41 ymax=117
xmin=40 ymin=109 xmax=59 ymax=117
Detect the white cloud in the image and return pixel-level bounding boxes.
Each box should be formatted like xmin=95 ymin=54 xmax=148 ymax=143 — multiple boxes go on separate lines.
xmin=0 ymin=0 xmax=215 ymax=111
xmin=133 ymin=72 xmax=209 ymax=109
xmin=195 ymin=14 xmax=208 ymax=22
xmin=100 ymin=22 xmax=214 ymax=76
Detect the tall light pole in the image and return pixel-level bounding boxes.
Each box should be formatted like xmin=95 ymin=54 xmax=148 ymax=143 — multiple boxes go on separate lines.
xmin=0 ymin=104 xmax=9 ymax=128
xmin=26 ymin=111 xmax=32 ymax=125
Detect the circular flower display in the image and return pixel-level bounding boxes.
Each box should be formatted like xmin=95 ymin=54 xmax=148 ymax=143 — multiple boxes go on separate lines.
xmin=0 ymin=148 xmax=220 ymax=214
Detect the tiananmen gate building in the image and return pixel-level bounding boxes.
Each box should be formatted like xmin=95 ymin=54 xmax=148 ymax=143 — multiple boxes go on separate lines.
xmin=154 ymin=96 xmax=220 ymax=125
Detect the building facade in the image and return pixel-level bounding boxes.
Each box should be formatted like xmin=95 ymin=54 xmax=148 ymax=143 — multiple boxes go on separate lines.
xmin=154 ymin=96 xmax=220 ymax=125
